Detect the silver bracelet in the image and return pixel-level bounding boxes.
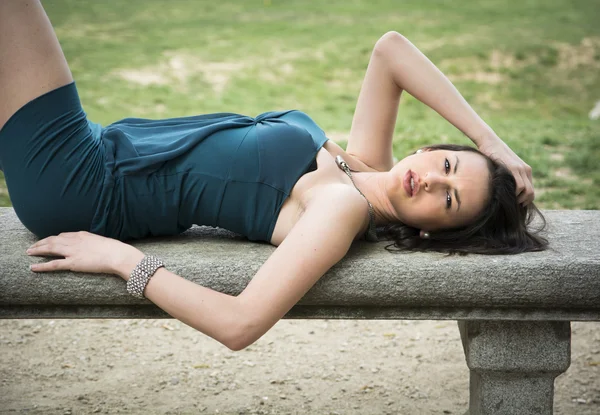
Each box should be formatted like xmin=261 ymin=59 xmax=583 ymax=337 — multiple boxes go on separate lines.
xmin=126 ymin=255 xmax=165 ymax=299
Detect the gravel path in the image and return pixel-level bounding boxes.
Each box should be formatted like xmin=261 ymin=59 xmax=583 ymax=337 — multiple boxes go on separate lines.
xmin=1 ymin=320 xmax=598 ymax=414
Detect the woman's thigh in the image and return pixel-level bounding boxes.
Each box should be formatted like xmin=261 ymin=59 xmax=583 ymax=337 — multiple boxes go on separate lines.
xmin=0 ymin=0 xmax=73 ymax=130
xmin=0 ymin=82 xmax=107 ymax=239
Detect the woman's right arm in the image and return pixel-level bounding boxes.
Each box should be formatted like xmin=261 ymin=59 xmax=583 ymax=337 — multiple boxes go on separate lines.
xmin=381 ymin=32 xmax=534 ymax=205
xmin=347 ymin=31 xmax=534 ymax=205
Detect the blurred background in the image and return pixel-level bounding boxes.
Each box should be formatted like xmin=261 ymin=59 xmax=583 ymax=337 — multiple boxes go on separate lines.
xmin=1 ymin=0 xmax=599 ymax=209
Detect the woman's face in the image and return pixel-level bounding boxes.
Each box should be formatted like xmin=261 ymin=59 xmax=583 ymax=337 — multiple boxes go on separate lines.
xmin=387 ymin=149 xmax=491 ymax=231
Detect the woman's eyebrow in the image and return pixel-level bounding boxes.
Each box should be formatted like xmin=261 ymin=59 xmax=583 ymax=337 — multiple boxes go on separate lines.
xmin=454 ymin=155 xmax=461 ymax=212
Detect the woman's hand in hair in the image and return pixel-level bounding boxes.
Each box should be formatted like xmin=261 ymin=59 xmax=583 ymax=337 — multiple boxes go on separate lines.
xmin=477 ymin=137 xmax=534 ymax=206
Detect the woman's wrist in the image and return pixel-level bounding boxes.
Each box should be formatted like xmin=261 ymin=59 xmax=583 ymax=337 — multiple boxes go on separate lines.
xmin=471 ymin=127 xmax=501 ymax=148
xmin=112 ymin=246 xmax=146 ymax=281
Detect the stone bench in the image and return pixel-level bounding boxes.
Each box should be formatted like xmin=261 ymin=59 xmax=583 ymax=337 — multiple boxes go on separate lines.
xmin=1 ymin=207 xmax=598 ymax=415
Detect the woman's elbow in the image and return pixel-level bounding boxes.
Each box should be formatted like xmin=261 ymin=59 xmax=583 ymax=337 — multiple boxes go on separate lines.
xmin=224 ymin=329 xmax=260 ymax=352
xmin=221 ymin=320 xmax=249 ymax=351
xmin=226 ymin=337 xmax=252 ymax=352
xmin=201 ymin=298 xmax=273 ymax=351
xmin=221 ymin=317 xmax=264 ymax=352
xmin=373 ymin=31 xmax=408 ymax=57
xmin=380 ymin=30 xmax=407 ymax=43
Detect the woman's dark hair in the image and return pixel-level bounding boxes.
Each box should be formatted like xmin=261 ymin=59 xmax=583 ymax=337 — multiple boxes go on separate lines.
xmin=377 ymin=144 xmax=549 ymax=255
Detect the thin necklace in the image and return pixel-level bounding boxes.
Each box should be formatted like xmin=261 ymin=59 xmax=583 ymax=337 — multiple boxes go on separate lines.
xmin=334 ymin=155 xmax=378 ymax=242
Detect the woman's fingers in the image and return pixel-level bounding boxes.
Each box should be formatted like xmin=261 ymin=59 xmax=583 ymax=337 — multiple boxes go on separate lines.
xmin=30 ymin=258 xmax=70 ymax=272
xmin=27 ymin=234 xmax=76 ymax=273
xmin=517 ymin=170 xmax=535 ymax=206
xmin=506 ymin=161 xmax=535 ymax=206
xmin=27 ymin=240 xmax=70 ymax=256
xmin=477 ymin=138 xmax=537 ymax=206
xmin=27 ymin=232 xmax=78 ymax=256
xmin=513 ymin=169 xmax=525 ymax=198
xmin=522 ymin=164 xmax=534 ymax=204
xmin=28 ymin=232 xmax=80 ymax=250
xmin=26 ymin=231 xmax=132 ymax=275
xmin=525 ymin=164 xmax=533 ymax=182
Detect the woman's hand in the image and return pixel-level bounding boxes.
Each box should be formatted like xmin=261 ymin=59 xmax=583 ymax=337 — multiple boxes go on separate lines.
xmin=26 ymin=231 xmax=142 ymax=276
xmin=477 ymin=136 xmax=535 ymax=206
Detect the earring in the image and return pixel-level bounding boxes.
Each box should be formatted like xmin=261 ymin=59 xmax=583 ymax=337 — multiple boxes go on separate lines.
xmin=416 ymin=149 xmax=423 ymax=154
xmin=420 ymin=231 xmax=430 ymax=239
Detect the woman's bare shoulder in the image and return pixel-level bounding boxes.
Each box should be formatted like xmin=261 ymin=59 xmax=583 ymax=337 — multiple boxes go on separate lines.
xmin=301 ymin=184 xmax=371 ymax=241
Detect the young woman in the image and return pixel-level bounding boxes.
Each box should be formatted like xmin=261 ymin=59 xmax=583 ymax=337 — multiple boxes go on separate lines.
xmin=1 ymin=1 xmax=546 ymax=350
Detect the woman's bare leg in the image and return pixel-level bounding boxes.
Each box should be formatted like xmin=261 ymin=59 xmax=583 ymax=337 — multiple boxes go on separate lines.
xmin=0 ymin=0 xmax=73 ymax=130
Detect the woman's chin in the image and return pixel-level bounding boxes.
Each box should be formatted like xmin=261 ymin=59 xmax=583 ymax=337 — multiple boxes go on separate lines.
xmin=396 ymin=213 xmax=417 ymax=229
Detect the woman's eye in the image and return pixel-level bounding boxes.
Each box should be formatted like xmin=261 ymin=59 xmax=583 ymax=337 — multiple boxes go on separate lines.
xmin=446 ymin=191 xmax=452 ymax=209
xmin=445 ymin=158 xmax=450 ymax=174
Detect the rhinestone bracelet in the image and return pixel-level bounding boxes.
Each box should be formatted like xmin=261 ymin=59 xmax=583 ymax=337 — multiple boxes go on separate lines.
xmin=126 ymin=255 xmax=165 ymax=299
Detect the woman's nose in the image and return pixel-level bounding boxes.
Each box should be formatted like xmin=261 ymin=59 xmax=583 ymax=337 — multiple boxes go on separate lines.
xmin=423 ymin=172 xmax=448 ymax=191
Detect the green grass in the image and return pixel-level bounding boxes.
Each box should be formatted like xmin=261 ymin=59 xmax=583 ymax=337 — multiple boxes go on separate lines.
xmin=1 ymin=0 xmax=599 ymax=209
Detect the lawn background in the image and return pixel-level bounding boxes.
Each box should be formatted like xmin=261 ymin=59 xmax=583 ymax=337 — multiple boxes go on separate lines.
xmin=1 ymin=0 xmax=599 ymax=209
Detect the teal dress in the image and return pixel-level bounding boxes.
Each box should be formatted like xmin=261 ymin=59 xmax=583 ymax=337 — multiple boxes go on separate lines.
xmin=93 ymin=109 xmax=331 ymax=243
xmin=0 ymin=82 xmax=377 ymax=243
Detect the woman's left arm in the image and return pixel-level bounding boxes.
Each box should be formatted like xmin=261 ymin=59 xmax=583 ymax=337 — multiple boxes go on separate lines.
xmin=27 ymin=231 xmax=247 ymax=350
xmin=27 ymin=190 xmax=365 ymax=351
xmin=378 ymin=31 xmax=534 ymax=205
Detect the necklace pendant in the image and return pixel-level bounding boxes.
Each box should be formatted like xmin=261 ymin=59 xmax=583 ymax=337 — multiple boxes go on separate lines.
xmin=335 ymin=155 xmax=349 ymax=171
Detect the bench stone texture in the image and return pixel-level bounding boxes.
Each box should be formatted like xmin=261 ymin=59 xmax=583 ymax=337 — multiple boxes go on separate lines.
xmin=1 ymin=207 xmax=599 ymax=415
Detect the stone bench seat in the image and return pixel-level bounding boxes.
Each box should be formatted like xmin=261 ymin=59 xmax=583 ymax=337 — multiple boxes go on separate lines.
xmin=1 ymin=207 xmax=599 ymax=415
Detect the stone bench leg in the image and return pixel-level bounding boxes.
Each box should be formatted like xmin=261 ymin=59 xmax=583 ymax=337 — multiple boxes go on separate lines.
xmin=458 ymin=320 xmax=571 ymax=415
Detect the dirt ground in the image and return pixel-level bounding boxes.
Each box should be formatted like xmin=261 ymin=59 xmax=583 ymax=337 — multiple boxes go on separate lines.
xmin=0 ymin=319 xmax=598 ymax=414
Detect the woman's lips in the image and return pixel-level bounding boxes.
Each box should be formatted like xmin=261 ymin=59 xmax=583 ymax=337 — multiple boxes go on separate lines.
xmin=403 ymin=170 xmax=420 ymax=197
xmin=404 ymin=170 xmax=413 ymax=196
